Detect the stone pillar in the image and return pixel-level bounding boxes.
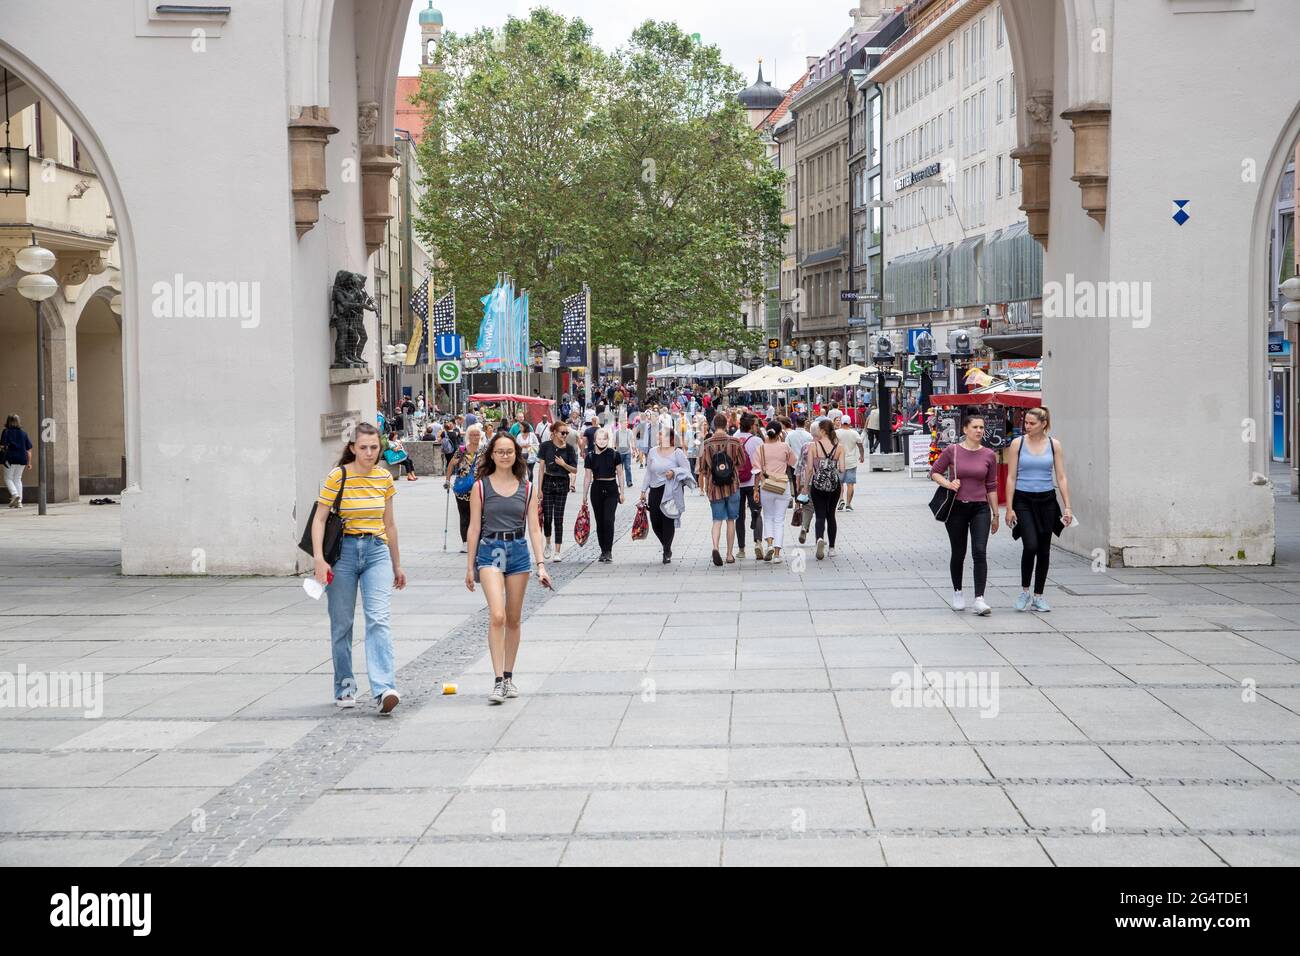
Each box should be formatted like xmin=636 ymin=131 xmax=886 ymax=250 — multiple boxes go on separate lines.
xmin=288 ymin=106 xmax=339 ymax=238
xmin=1061 ymin=107 xmax=1110 ymax=227
xmin=360 ymin=144 xmax=400 ymax=256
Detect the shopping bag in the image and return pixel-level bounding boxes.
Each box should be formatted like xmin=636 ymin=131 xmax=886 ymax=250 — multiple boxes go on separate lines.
xmin=574 ymin=501 xmax=591 ymax=547
xmin=631 ymin=502 xmax=649 ymax=541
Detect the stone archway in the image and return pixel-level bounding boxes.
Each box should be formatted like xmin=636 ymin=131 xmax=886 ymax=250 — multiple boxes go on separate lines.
xmin=0 ymin=45 xmax=139 ymax=504
xmin=75 ymin=288 xmax=125 ymax=496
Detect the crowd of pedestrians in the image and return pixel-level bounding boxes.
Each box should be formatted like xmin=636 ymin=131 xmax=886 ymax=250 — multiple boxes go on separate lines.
xmin=300 ymin=382 xmax=1071 ymax=712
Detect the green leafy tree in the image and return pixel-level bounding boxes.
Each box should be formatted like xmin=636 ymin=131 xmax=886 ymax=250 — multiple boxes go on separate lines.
xmin=583 ymin=22 xmax=785 ymax=399
xmin=412 ymin=8 xmax=613 ymax=345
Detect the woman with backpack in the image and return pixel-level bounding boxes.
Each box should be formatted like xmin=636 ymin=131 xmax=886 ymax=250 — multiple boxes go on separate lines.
xmin=2 ymin=414 xmax=33 ymax=509
xmin=930 ymin=414 xmax=1000 ymax=615
xmin=465 ymin=431 xmax=551 ymax=704
xmin=1004 ymin=406 xmax=1072 ymax=612
xmin=756 ymin=419 xmax=796 ymax=563
xmin=803 ymin=419 xmax=845 ymax=560
xmin=443 ymin=423 xmax=484 ymax=553
xmin=311 ymin=422 xmax=405 ymax=714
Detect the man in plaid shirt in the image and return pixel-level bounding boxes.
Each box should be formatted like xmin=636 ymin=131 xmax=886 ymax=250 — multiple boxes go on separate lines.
xmin=697 ymin=413 xmax=746 ymax=567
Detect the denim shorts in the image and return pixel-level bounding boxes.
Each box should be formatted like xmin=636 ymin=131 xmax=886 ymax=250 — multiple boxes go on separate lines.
xmin=475 ymin=536 xmax=532 ymax=578
xmin=842 ymin=467 xmax=858 ymax=485
xmin=709 ymin=491 xmax=741 ymax=521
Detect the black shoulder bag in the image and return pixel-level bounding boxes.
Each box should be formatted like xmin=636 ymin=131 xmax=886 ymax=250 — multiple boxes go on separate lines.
xmin=928 ymin=444 xmax=960 ymax=522
xmin=298 ymin=469 xmax=348 ymax=565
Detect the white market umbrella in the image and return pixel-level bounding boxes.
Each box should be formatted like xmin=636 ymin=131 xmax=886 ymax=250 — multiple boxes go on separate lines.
xmin=820 ymin=363 xmax=876 ymax=387
xmin=725 ymin=365 xmax=782 ymax=390
xmin=649 ymin=363 xmax=692 ymax=379
xmin=800 ymin=363 xmax=836 ymax=383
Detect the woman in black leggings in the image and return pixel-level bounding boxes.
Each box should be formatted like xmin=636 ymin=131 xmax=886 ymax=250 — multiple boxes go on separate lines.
xmin=803 ymin=419 xmax=845 ymax=561
xmin=583 ymin=427 xmax=624 ymax=563
xmin=1005 ymin=406 xmax=1072 ymax=612
xmin=930 ymin=415 xmax=1000 ymax=615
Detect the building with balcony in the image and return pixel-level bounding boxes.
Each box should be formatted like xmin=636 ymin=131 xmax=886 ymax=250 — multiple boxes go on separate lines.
xmin=872 ymin=0 xmax=1042 ymax=378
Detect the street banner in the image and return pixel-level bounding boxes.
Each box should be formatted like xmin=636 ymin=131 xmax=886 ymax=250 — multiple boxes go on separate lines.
xmin=561 ymin=290 xmax=587 ymax=367
xmin=411 ymin=276 xmax=430 ymax=366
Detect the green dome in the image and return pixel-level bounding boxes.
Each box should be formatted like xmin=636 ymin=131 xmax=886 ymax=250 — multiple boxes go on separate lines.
xmin=419 ymin=2 xmax=443 ymax=26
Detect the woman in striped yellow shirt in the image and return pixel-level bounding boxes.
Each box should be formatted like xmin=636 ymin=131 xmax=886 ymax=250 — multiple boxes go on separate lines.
xmin=312 ymin=422 xmax=407 ymax=715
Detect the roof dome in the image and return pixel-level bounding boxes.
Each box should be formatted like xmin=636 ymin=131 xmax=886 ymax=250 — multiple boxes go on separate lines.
xmin=737 ymin=63 xmax=784 ymax=110
xmin=419 ymin=2 xmax=443 ymax=26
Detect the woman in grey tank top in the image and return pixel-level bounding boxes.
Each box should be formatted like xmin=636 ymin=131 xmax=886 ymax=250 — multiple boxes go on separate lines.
xmin=465 ymin=432 xmax=551 ymax=704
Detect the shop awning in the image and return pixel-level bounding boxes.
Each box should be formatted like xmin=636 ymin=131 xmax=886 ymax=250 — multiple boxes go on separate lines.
xmin=981 ymin=332 xmax=1042 ymax=358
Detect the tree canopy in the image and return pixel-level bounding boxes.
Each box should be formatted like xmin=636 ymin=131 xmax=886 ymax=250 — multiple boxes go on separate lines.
xmin=412 ymin=9 xmax=784 ymax=395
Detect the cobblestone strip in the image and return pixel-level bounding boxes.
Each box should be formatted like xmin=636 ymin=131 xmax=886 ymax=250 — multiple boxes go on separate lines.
xmin=123 ymin=511 xmax=638 ymax=866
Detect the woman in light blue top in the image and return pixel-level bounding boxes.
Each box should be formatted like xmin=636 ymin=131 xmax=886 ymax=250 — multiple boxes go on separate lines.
xmin=1005 ymin=406 xmax=1073 ymax=612
xmin=639 ymin=426 xmax=691 ymax=564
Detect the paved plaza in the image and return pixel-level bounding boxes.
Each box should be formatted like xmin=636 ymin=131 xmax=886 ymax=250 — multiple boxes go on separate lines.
xmin=1 ymin=461 xmax=1299 ymax=866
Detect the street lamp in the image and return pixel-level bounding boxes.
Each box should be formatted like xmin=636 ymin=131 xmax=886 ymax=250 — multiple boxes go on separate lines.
xmin=689 ymin=349 xmax=700 ymax=362
xmin=16 ymin=240 xmax=57 ymax=515
xmin=872 ymin=333 xmax=897 ymax=455
xmin=546 ymin=349 xmax=560 ymax=409
xmin=914 ymin=329 xmax=937 ymax=412
xmin=813 ymin=339 xmax=825 ymax=359
xmin=950 ymin=328 xmax=972 ymax=395
xmin=727 ymin=348 xmax=737 ymax=363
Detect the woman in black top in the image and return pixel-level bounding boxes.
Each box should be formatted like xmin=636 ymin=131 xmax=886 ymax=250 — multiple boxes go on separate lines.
xmin=582 ymin=427 xmax=624 ymax=562
xmin=539 ymin=420 xmax=578 ymax=562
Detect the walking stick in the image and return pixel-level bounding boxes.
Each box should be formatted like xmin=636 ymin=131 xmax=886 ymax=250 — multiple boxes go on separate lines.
xmin=443 ymin=482 xmax=451 ymax=551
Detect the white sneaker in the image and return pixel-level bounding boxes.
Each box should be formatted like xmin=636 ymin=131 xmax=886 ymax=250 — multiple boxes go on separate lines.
xmin=973 ymin=597 xmax=992 ymax=616
xmin=335 ymin=695 xmax=356 ymax=709
xmin=553 ymin=549 xmax=564 ymax=563
xmin=378 ymin=690 xmax=400 ymax=715
xmin=951 ymin=591 xmax=966 ymax=611
xmin=828 ymin=546 xmax=836 ymax=557
xmin=544 ymin=543 xmax=553 ymax=559
xmin=489 ymin=680 xmax=506 ymax=704
xmin=772 ymin=552 xmax=784 ymax=564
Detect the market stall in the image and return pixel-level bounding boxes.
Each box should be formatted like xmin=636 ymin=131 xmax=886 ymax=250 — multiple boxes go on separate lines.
xmin=468 ymin=393 xmax=556 ymax=427
xmin=927 ymin=391 xmax=1043 ymax=503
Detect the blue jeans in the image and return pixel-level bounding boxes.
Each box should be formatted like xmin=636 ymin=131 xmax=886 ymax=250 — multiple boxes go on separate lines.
xmin=619 ymin=451 xmax=633 ymax=486
xmin=326 ymin=535 xmax=397 ymax=701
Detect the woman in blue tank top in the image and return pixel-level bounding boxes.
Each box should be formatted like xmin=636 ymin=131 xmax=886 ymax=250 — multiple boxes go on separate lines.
xmin=465 ymin=432 xmax=552 ymax=704
xmin=1004 ymin=407 xmax=1073 ymax=612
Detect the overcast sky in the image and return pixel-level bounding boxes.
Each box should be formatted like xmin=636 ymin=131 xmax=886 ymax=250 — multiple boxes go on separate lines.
xmin=398 ymin=1 xmax=863 ymax=91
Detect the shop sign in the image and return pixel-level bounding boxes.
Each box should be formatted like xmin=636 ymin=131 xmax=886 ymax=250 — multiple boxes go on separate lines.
xmin=892 ymin=162 xmax=941 ymax=193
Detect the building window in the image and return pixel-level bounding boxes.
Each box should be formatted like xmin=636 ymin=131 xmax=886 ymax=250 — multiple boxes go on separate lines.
xmin=997 ymin=7 xmax=1005 ymax=48
xmin=948 ymin=39 xmax=955 ymax=80
xmin=996 ymin=155 xmax=1003 ymax=197
xmin=938 ymin=50 xmax=944 ymax=85
xmin=996 ymin=78 xmax=1004 ymax=123
xmin=870 ymin=93 xmax=881 ymax=166
xmin=948 ymin=107 xmax=955 ymax=147
xmin=1012 ymin=155 xmax=1021 ymax=192
xmin=1010 ymin=73 xmax=1017 ymax=115
xmin=979 ymin=90 xmax=987 ymax=150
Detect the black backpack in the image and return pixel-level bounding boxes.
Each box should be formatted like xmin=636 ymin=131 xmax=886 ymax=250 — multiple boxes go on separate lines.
xmin=709 ymin=442 xmax=735 ymax=487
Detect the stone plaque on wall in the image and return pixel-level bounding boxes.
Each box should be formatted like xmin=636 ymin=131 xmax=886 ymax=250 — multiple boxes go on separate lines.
xmin=321 ymin=410 xmax=362 ymax=439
